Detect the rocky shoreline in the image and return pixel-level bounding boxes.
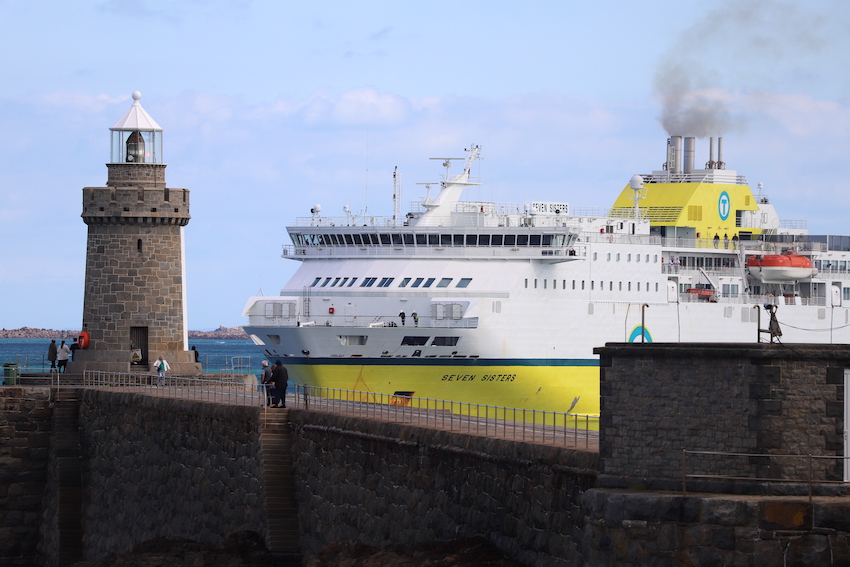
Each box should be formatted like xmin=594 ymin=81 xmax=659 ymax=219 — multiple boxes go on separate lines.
xmin=0 ymin=326 xmax=249 ymax=340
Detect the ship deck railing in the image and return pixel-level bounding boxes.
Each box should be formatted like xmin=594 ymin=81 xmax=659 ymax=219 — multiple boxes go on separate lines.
xmin=246 ymin=314 xmax=479 ymax=329
xmin=282 ymin=244 xmax=580 ymax=259
xmin=35 ymin=372 xmax=598 ymax=450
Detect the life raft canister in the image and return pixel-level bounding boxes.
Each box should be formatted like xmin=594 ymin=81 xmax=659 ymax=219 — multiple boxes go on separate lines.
xmin=328 ymin=307 xmax=335 ymax=314
xmin=78 ymin=331 xmax=90 ymax=349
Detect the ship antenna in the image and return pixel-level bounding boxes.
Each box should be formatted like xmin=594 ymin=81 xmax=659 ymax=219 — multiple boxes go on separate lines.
xmin=392 ymin=166 xmax=402 ymax=227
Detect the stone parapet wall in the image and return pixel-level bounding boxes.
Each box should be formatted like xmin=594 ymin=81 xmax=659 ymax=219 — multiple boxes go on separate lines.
xmin=0 ymin=388 xmax=52 ymax=565
xmin=75 ymin=390 xmax=267 ymax=560
xmin=288 ymin=411 xmax=598 ymax=567
xmin=105 ymin=163 xmax=166 ymax=186
xmin=595 ymin=343 xmax=850 ymax=491
xmin=82 ymin=186 xmax=190 ymax=225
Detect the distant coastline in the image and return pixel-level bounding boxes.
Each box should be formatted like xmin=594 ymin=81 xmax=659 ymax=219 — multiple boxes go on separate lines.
xmin=0 ymin=326 xmax=250 ymax=340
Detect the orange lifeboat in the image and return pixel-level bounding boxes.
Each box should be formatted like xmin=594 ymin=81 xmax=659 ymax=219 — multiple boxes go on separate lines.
xmin=746 ymin=252 xmax=816 ymax=283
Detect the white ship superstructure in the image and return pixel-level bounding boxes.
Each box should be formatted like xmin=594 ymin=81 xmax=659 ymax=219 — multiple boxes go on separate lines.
xmin=243 ymin=139 xmax=850 ymax=415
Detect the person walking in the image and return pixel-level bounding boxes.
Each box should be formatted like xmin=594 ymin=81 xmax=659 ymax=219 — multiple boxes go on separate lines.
xmin=271 ymin=360 xmax=289 ymax=408
xmin=56 ymin=340 xmax=71 ymax=372
xmin=47 ymin=339 xmax=57 ymax=370
xmin=259 ymin=360 xmax=273 ymax=405
xmin=154 ymin=355 xmax=170 ymax=386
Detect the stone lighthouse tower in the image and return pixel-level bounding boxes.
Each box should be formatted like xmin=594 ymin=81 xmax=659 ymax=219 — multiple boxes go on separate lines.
xmin=69 ymin=92 xmax=201 ymax=375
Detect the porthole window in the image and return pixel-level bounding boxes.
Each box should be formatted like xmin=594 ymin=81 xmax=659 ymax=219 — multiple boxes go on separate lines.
xmin=607 ymin=253 xmax=611 ymax=261
xmin=617 ymin=253 xmax=621 ymax=262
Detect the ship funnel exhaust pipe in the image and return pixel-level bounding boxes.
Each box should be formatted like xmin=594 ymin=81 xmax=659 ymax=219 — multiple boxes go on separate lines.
xmin=671 ymin=136 xmax=682 ymax=174
xmin=707 ymin=137 xmax=716 ymax=169
xmin=717 ymin=137 xmax=725 ymax=170
xmin=683 ymin=137 xmax=695 ymax=174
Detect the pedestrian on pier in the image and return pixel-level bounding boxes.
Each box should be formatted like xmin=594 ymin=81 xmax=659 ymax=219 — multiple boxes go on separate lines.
xmin=260 ymin=360 xmax=273 ymax=405
xmin=154 ymin=355 xmax=170 ymax=386
xmin=271 ymin=360 xmax=289 ymax=408
xmin=47 ymin=339 xmax=57 ymax=370
xmin=56 ymin=340 xmax=70 ymax=372
xmin=69 ymin=338 xmax=80 ymax=361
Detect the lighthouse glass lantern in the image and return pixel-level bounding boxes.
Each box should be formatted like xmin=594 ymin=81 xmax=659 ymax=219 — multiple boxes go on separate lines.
xmin=109 ymin=91 xmax=164 ymax=164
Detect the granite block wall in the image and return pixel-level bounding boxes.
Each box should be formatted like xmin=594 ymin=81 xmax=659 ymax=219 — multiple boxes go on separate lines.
xmin=0 ymin=388 xmax=52 ymax=565
xmin=595 ymin=343 xmax=850 ymax=493
xmin=288 ymin=411 xmax=598 ymax=567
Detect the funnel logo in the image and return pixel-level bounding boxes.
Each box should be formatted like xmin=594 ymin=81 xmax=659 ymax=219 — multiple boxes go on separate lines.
xmin=718 ymin=191 xmax=731 ymax=221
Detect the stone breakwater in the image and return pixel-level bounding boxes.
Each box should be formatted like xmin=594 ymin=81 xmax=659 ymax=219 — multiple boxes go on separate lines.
xmin=288 ymin=411 xmax=599 ymax=566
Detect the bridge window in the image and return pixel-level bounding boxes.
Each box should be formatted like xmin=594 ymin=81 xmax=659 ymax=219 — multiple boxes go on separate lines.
xmin=402 ymin=234 xmax=414 ymax=245
xmin=456 ymin=278 xmax=472 ymax=288
xmin=441 ymin=234 xmax=452 ymax=246
xmin=411 ymin=278 xmax=424 ymax=288
xmin=347 ymin=277 xmax=358 ymax=287
xmin=380 ymin=234 xmax=391 ymax=245
xmin=504 ymin=235 xmax=516 ymax=246
xmin=340 ymin=277 xmax=349 ymax=287
xmin=466 ymin=235 xmax=477 ymax=245
xmin=479 ymin=235 xmax=490 ymax=246
xmin=377 ymin=277 xmax=394 ymax=288
xmin=399 ymin=278 xmax=411 ymax=287
xmin=310 ymin=277 xmax=321 ymax=287
xmin=361 ymin=277 xmax=377 ymax=287
xmin=401 ymin=336 xmax=430 ymax=346
xmin=492 ymin=235 xmax=503 ymax=246
xmin=453 ymin=235 xmax=464 ymax=246
xmin=517 ymin=235 xmax=528 ymax=246
xmin=331 ymin=277 xmax=341 ymax=287
xmin=530 ymin=235 xmax=541 ymax=246
xmin=437 ymin=278 xmax=452 ymax=288
xmin=321 ymin=277 xmax=332 ymax=287
xmin=422 ymin=278 xmax=436 ymax=288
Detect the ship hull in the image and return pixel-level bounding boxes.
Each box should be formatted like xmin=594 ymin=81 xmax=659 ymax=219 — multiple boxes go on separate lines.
xmin=274 ymin=356 xmax=600 ymax=415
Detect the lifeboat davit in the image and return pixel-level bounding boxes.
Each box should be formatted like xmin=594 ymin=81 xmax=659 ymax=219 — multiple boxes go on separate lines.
xmin=746 ymin=253 xmax=817 ymax=283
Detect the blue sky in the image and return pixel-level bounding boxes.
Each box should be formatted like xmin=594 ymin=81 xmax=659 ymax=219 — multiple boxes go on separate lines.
xmin=1 ymin=0 xmax=849 ymax=331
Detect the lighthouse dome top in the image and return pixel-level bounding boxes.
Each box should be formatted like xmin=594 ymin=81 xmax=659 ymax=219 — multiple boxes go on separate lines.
xmin=109 ymin=91 xmax=163 ymax=132
xmin=109 ymin=91 xmax=164 ymax=164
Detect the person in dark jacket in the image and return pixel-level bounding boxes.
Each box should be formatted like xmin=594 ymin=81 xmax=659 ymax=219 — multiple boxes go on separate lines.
xmin=271 ymin=360 xmax=289 ymax=408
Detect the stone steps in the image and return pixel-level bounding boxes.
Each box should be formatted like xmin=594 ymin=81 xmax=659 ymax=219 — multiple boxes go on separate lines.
xmin=53 ymin=389 xmax=83 ymax=566
xmin=259 ymin=409 xmax=302 ymax=563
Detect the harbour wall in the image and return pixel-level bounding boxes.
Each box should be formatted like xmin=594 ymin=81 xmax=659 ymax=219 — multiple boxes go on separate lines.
xmin=3 ymin=341 xmax=850 ymax=566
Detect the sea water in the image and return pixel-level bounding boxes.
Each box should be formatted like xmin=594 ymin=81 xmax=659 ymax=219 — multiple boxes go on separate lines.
xmin=0 ymin=338 xmax=267 ymax=375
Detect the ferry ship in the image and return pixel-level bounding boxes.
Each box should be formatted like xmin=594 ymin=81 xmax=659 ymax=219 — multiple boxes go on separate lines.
xmin=242 ymin=137 xmax=850 ymax=415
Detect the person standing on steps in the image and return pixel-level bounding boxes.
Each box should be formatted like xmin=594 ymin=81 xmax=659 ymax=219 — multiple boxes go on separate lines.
xmin=271 ymin=359 xmax=289 ymax=408
xmin=47 ymin=339 xmax=57 ymax=370
xmin=259 ymin=360 xmax=273 ymax=405
xmin=56 ymin=340 xmax=71 ymax=372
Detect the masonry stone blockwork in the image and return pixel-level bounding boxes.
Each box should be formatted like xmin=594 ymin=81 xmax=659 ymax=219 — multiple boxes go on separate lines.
xmin=595 ymin=342 xmax=850 ymax=493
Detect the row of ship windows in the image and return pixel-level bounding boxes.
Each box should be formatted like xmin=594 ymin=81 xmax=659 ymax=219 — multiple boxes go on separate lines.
xmin=525 ymin=279 xmax=660 ymax=292
xmin=594 ymin=252 xmax=659 ymax=263
xmin=310 ymin=276 xmax=473 ymax=289
xmin=293 ymin=233 xmax=570 ymax=247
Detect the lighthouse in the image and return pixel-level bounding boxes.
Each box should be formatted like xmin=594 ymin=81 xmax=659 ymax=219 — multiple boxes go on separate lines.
xmin=69 ymin=92 xmax=201 ymax=375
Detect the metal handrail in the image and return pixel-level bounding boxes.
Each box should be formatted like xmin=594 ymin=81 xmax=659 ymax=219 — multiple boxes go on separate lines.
xmin=54 ymin=373 xmax=597 ymax=448
xmin=682 ymin=449 xmax=850 ymax=501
